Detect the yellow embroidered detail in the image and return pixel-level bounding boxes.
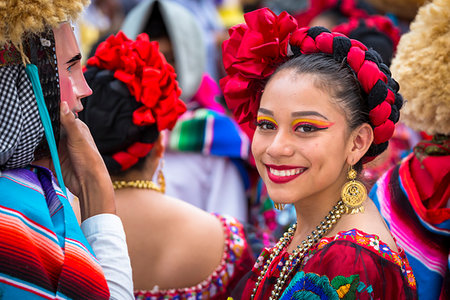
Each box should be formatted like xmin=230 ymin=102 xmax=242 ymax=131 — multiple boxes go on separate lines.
xmin=337 ymin=283 xmax=351 ymax=298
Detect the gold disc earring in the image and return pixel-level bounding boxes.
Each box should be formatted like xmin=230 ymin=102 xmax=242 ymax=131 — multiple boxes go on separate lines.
xmin=341 ymin=165 xmax=366 ymax=214
xmin=157 ymin=159 xmax=166 ymax=194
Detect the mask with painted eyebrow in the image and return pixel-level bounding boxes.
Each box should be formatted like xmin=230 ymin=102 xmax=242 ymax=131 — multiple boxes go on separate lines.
xmin=291 ymin=118 xmax=335 ymax=130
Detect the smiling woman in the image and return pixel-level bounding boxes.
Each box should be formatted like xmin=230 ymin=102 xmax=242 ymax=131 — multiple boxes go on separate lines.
xmin=221 ymin=8 xmax=417 ymax=300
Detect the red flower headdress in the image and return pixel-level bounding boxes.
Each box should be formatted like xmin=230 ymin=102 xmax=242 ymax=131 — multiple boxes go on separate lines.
xmin=219 ymin=8 xmax=297 ymax=139
xmin=87 ymin=31 xmax=186 ymax=132
xmin=221 ymin=8 xmax=403 ymax=163
xmin=86 ymin=31 xmax=186 ymax=171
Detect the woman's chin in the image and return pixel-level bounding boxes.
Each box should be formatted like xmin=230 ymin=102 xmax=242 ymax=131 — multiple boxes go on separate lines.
xmin=266 ymin=190 xmax=299 ymax=206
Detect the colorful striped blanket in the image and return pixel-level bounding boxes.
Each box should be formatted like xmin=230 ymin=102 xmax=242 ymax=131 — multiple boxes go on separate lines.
xmin=0 ymin=166 xmax=109 ymax=299
xmin=168 ymin=108 xmax=249 ymax=160
xmin=370 ymin=136 xmax=450 ymax=300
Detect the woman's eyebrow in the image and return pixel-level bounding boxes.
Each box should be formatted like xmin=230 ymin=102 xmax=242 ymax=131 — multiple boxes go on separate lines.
xmin=258 ymin=108 xmax=274 ymax=116
xmin=291 ymin=111 xmax=329 ymax=120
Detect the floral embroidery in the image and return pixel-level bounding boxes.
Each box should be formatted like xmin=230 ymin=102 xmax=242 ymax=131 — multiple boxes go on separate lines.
xmin=254 ymin=255 xmax=264 ymax=269
xmin=368 ymin=237 xmax=380 ymax=251
xmin=279 ymin=271 xmax=340 ymax=300
xmin=280 ymin=272 xmax=375 ymax=300
xmin=254 ymin=228 xmax=417 ymax=293
xmin=315 ymin=228 xmax=415 ymax=288
xmin=354 ymin=233 xmax=369 ymax=246
xmin=330 ymin=274 xmax=361 ymax=299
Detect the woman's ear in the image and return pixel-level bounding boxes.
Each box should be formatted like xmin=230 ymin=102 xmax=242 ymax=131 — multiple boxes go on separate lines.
xmin=152 ymin=132 xmax=166 ymax=159
xmin=347 ymin=123 xmax=373 ymax=165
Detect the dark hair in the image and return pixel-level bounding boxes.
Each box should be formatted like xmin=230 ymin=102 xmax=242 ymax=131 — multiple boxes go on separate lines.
xmin=79 ymin=67 xmax=159 ymax=175
xmin=271 ymin=53 xmax=370 ymax=171
xmin=144 ymin=1 xmax=168 ymax=39
xmin=25 ymin=29 xmax=61 ymax=161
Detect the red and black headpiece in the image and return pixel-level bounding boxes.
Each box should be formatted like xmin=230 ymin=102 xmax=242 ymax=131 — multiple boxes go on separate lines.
xmin=333 ymin=15 xmax=401 ymax=65
xmin=220 ymin=8 xmax=403 ymax=163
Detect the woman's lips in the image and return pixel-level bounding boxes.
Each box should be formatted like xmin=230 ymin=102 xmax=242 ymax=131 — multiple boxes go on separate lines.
xmin=265 ymin=164 xmax=307 ymax=184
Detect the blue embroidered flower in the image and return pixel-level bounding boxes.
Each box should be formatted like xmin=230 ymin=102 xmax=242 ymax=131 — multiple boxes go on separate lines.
xmin=280 ymin=271 xmax=339 ymax=300
xmin=379 ymin=243 xmax=392 ymax=255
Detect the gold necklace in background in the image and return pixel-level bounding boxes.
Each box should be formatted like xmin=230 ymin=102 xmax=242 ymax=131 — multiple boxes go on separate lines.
xmin=112 ymin=180 xmax=164 ymax=193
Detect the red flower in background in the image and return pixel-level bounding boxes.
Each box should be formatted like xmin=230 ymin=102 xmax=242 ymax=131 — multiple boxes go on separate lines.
xmin=87 ymin=31 xmax=186 ymax=132
xmin=294 ymin=0 xmax=370 ymax=28
xmin=220 ymin=8 xmax=298 ymax=140
xmin=333 ymin=15 xmax=400 ymax=51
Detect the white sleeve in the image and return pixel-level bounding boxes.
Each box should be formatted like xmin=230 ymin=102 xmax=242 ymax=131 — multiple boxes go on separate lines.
xmin=81 ymin=214 xmax=134 ymax=300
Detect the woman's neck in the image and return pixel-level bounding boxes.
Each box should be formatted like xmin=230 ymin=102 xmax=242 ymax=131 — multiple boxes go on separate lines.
xmin=293 ymin=196 xmax=339 ymax=237
xmin=110 ymin=167 xmax=155 ymax=183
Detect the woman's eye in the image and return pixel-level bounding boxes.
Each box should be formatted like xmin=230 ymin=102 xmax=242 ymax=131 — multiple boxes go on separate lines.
xmin=256 ymin=120 xmax=277 ymax=130
xmin=295 ymin=124 xmax=318 ymax=133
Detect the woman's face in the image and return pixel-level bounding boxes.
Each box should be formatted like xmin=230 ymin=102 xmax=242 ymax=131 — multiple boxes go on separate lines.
xmin=252 ymin=70 xmax=353 ymax=205
xmin=53 ymin=23 xmax=92 ymax=114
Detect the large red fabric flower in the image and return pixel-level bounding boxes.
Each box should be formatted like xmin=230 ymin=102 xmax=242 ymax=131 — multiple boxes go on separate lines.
xmin=220 ymin=8 xmax=298 ymax=139
xmin=87 ymin=31 xmax=186 ymax=132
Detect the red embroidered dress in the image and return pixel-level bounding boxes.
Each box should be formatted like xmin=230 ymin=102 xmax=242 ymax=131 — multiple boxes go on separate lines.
xmin=233 ymin=229 xmax=417 ymax=299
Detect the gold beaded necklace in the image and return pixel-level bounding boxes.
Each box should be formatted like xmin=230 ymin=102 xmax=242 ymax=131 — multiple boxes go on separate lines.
xmin=250 ymin=200 xmax=346 ymax=300
xmin=112 ymin=180 xmax=164 ymax=193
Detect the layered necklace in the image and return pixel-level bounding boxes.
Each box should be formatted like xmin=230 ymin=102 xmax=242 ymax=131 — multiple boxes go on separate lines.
xmin=112 ymin=180 xmax=164 ymax=193
xmin=250 ymin=200 xmax=346 ymax=300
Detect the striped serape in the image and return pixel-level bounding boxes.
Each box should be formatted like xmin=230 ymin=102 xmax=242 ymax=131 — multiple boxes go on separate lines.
xmin=0 ymin=166 xmax=110 ymax=299
xmin=370 ymin=136 xmax=450 ymax=300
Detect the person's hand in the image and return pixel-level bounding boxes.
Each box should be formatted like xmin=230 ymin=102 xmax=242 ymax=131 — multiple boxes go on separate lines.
xmin=58 ymin=101 xmax=116 ymax=220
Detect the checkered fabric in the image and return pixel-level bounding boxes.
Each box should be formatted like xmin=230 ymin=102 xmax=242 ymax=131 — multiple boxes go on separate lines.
xmin=0 ymin=65 xmax=43 ymax=169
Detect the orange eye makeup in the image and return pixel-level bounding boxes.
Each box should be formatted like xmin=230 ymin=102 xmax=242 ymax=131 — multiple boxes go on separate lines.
xmin=256 ymin=116 xmax=278 ymax=130
xmin=291 ymin=118 xmax=334 ymax=130
xmin=257 ymin=116 xmax=278 ymax=125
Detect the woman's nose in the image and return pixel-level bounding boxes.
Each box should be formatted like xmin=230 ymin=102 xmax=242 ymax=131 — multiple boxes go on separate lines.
xmin=266 ymin=130 xmax=295 ymax=158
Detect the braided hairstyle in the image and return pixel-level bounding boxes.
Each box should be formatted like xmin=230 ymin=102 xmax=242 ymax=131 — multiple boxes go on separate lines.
xmin=275 ymin=27 xmax=403 ymax=167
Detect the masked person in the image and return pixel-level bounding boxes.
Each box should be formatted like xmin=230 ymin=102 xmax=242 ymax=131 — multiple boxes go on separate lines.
xmin=0 ymin=1 xmax=132 ymax=298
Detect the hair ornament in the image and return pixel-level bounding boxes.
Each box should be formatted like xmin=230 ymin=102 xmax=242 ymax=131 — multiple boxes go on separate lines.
xmin=294 ymin=0 xmax=372 ymax=28
xmin=333 ymin=15 xmax=400 ymax=51
xmin=221 ymin=8 xmax=403 ymax=162
xmin=220 ymin=8 xmax=297 ymax=139
xmin=87 ymin=31 xmax=186 ymax=132
xmin=83 ymin=31 xmax=186 ymax=172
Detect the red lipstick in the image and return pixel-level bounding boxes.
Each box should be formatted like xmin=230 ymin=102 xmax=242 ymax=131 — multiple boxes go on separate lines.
xmin=265 ymin=164 xmax=307 ymax=184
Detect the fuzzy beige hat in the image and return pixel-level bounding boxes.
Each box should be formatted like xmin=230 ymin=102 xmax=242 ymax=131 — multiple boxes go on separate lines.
xmin=364 ymin=0 xmax=426 ymax=21
xmin=0 ymin=0 xmax=89 ymax=49
xmin=390 ymin=0 xmax=450 ymax=135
